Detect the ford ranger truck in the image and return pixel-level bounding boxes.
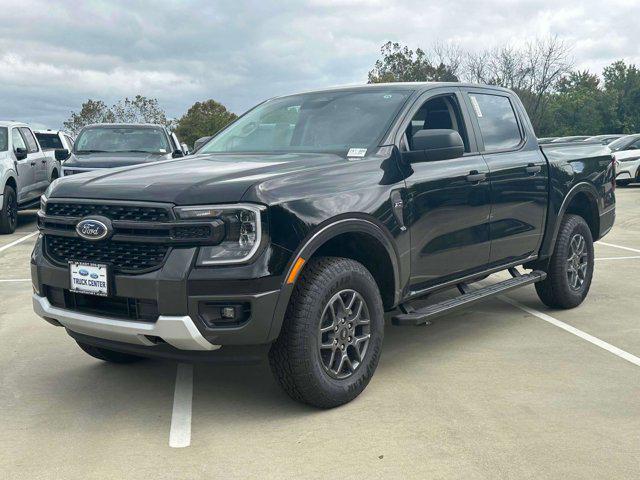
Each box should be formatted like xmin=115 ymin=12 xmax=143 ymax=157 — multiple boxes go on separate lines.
xmin=32 ymin=83 xmax=616 ymax=408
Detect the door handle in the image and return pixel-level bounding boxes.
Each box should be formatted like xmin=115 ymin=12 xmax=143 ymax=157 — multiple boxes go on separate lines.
xmin=466 ymin=170 xmax=486 ymax=183
xmin=526 ymin=164 xmax=542 ymax=174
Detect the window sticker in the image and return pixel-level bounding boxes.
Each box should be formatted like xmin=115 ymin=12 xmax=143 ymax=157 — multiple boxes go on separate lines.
xmin=347 ymin=148 xmax=367 ymax=158
xmin=470 ymin=95 xmax=483 ymax=118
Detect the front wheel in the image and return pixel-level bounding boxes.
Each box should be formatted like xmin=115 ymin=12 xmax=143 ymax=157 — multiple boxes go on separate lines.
xmin=269 ymin=257 xmax=384 ymax=408
xmin=535 ymin=214 xmax=594 ymax=309
xmin=0 ymin=185 xmax=18 ymax=234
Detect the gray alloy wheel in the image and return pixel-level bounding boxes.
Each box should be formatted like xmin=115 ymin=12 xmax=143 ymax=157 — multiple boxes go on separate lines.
xmin=566 ymin=233 xmax=588 ymax=291
xmin=318 ymin=289 xmax=371 ymax=379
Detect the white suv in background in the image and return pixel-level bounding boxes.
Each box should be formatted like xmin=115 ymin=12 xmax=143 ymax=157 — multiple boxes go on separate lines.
xmin=34 ymin=130 xmax=74 ymax=162
xmin=610 ymin=134 xmax=640 ymax=186
xmin=0 ymin=121 xmax=55 ymax=233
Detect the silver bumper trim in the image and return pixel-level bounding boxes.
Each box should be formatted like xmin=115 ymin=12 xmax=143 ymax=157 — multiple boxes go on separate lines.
xmin=32 ymin=294 xmax=220 ymax=351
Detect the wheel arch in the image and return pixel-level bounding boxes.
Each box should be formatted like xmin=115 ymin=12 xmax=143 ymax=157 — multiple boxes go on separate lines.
xmin=267 ymin=216 xmax=402 ymax=341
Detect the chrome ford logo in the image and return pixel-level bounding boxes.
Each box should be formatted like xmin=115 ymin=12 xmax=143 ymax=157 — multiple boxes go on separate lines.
xmin=76 ymin=217 xmax=111 ymax=241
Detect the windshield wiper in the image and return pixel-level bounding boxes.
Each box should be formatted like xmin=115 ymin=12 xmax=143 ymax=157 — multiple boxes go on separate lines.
xmin=76 ymin=149 xmax=107 ymax=154
xmin=113 ymin=150 xmax=159 ymax=153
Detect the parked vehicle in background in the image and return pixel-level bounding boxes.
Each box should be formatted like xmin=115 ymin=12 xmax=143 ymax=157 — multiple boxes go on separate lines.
xmin=59 ymin=124 xmax=187 ymax=176
xmin=583 ymin=134 xmax=625 ymax=145
xmin=550 ymin=135 xmax=591 ymax=143
xmin=0 ymin=121 xmax=55 ymax=233
xmin=537 ymin=137 xmax=558 ymax=144
xmin=33 ymin=83 xmax=615 ymax=408
xmin=34 ymin=130 xmax=75 ymax=153
xmin=193 ymin=135 xmax=213 ymax=152
xmin=609 ymin=134 xmax=640 ymax=186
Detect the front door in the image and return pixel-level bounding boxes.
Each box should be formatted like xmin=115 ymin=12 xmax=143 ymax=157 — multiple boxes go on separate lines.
xmin=462 ymin=89 xmax=548 ymax=264
xmin=401 ymin=89 xmax=492 ymax=292
xmin=11 ymin=128 xmax=35 ymax=203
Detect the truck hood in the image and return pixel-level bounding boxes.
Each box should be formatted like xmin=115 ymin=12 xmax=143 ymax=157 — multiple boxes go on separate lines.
xmin=50 ymin=152 xmax=346 ymax=205
xmin=64 ymin=151 xmax=173 ymax=168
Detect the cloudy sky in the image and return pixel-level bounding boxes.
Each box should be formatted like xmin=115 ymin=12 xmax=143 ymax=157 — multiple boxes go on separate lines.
xmin=1 ymin=0 xmax=639 ymax=129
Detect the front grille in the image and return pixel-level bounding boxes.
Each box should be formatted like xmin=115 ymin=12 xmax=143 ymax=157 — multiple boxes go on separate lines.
xmin=45 ymin=235 xmax=168 ymax=273
xmin=46 ymin=286 xmax=158 ymax=322
xmin=172 ymin=225 xmax=212 ymax=239
xmin=46 ymin=202 xmax=171 ymax=222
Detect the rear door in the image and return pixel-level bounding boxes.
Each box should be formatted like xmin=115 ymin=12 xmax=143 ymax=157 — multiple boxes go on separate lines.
xmin=400 ymin=87 xmax=492 ymax=291
xmin=462 ymin=88 xmax=548 ymax=264
xmin=20 ymin=127 xmax=48 ymax=192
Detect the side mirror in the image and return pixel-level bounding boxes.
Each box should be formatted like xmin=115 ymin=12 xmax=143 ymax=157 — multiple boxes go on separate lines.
xmin=55 ymin=149 xmax=70 ymax=161
xmin=172 ymin=149 xmax=184 ymax=158
xmin=405 ymin=129 xmax=464 ymax=163
xmin=15 ymin=147 xmax=28 ymax=161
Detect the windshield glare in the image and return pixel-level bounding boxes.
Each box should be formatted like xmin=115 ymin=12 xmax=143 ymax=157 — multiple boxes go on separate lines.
xmin=0 ymin=127 xmax=7 ymax=152
xmin=200 ymin=90 xmax=412 ymax=155
xmin=608 ymin=136 xmax=635 ymax=152
xmin=75 ymin=127 xmax=170 ymax=154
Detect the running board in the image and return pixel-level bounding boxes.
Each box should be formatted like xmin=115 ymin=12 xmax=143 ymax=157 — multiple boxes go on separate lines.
xmin=392 ymin=270 xmax=547 ymax=326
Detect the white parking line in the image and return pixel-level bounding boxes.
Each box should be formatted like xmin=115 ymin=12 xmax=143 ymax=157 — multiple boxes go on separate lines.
xmin=0 ymin=231 xmax=38 ymax=254
xmin=595 ymin=256 xmax=640 ymax=261
xmin=0 ymin=279 xmax=31 ymax=282
xmin=169 ymin=363 xmax=194 ymax=448
xmin=597 ymin=241 xmax=640 ymax=254
xmin=501 ymin=296 xmax=640 ymax=367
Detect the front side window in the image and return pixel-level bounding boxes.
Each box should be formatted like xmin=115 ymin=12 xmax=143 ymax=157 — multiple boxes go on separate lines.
xmin=0 ymin=127 xmax=7 ymax=151
xmin=200 ymin=90 xmax=412 ymax=156
xmin=12 ymin=128 xmax=27 ymax=152
xmin=74 ymin=127 xmax=170 ymax=154
xmin=19 ymin=128 xmax=39 ymax=153
xmin=469 ymin=93 xmax=522 ymax=151
xmin=35 ymin=133 xmax=64 ymax=150
xmin=404 ymin=94 xmax=469 ymax=152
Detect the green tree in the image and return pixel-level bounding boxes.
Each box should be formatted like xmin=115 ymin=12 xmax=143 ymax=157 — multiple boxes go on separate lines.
xmin=62 ymin=99 xmax=115 ymax=135
xmin=368 ymin=42 xmax=459 ymax=83
xmin=63 ymin=96 xmax=169 ymax=135
xmin=602 ymin=61 xmax=640 ymax=133
xmin=174 ymin=100 xmax=237 ymax=149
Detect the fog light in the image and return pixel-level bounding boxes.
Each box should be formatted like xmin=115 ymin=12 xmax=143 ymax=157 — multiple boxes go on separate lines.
xmin=198 ymin=302 xmax=250 ymax=328
xmin=221 ymin=306 xmax=236 ymax=319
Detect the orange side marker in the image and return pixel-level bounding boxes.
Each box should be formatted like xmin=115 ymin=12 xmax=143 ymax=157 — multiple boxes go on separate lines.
xmin=286 ymin=257 xmax=306 ymax=284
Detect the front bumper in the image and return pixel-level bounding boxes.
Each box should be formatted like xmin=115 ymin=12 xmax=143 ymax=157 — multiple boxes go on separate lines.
xmin=31 ymin=235 xmax=288 ymax=352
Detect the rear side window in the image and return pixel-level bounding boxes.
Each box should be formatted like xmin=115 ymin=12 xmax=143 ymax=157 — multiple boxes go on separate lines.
xmin=35 ymin=132 xmax=63 ymax=150
xmin=19 ymin=127 xmax=39 ymax=153
xmin=12 ymin=128 xmax=27 ymax=151
xmin=469 ymin=93 xmax=522 ymax=151
xmin=0 ymin=128 xmax=7 ymax=151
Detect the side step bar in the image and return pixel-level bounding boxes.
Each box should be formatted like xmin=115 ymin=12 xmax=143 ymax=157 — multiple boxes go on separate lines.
xmin=392 ymin=270 xmax=547 ymax=326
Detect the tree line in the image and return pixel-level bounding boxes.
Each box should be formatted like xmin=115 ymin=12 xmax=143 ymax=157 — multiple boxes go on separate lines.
xmin=63 ymin=36 xmax=640 ymax=145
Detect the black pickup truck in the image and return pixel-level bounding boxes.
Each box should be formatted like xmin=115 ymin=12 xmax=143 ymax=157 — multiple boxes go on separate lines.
xmin=32 ymin=83 xmax=615 ymax=408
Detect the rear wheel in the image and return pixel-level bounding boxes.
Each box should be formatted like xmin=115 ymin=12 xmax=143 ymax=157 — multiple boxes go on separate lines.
xmin=535 ymin=214 xmax=594 ymax=309
xmin=269 ymin=257 xmax=384 ymax=408
xmin=76 ymin=342 xmax=144 ymax=364
xmin=0 ymin=185 xmax=18 ymax=234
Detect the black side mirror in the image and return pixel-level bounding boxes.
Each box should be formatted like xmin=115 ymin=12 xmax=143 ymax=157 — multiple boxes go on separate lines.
xmin=55 ymin=149 xmax=70 ymax=161
xmin=172 ymin=149 xmax=184 ymax=158
xmin=405 ymin=129 xmax=464 ymax=163
xmin=15 ymin=147 xmax=28 ymax=161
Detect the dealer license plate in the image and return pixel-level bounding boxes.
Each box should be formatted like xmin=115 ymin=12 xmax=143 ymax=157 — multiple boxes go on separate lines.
xmin=69 ymin=261 xmax=109 ymax=297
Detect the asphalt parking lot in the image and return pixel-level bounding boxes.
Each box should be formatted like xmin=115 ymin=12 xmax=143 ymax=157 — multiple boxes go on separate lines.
xmin=1 ymin=187 xmax=639 ymax=480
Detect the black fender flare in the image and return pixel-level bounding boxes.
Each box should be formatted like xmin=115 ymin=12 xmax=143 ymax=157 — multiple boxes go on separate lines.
xmin=266 ymin=216 xmax=402 ymax=342
xmin=540 ymin=181 xmax=600 ymax=258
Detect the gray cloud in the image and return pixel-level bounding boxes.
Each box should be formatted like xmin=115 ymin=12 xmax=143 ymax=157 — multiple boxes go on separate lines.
xmin=1 ymin=0 xmax=639 ymax=129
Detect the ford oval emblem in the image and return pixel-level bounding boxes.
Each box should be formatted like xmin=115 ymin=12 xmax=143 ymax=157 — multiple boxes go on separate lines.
xmin=76 ymin=217 xmax=111 ymax=241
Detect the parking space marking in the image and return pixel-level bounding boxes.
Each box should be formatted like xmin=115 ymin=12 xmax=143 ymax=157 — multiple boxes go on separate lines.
xmin=595 ymin=255 xmax=640 ymax=261
xmin=169 ymin=363 xmax=194 ymax=448
xmin=597 ymin=241 xmax=640 ymax=254
xmin=0 ymin=231 xmax=38 ymax=254
xmin=501 ymin=296 xmax=640 ymax=367
xmin=0 ymin=279 xmax=31 ymax=282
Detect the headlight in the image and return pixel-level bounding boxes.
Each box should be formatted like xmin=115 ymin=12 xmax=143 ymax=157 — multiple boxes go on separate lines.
xmin=174 ymin=204 xmax=265 ymax=265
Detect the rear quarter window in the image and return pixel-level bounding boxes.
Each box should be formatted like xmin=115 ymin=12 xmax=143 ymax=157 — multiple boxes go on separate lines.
xmin=0 ymin=128 xmax=7 ymax=151
xmin=35 ymin=133 xmax=64 ymax=150
xmin=469 ymin=93 xmax=522 ymax=151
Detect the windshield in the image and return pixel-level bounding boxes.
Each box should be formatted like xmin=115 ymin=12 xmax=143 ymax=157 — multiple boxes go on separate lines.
xmin=0 ymin=128 xmax=7 ymax=152
xmin=74 ymin=127 xmax=170 ymax=154
xmin=608 ymin=135 xmax=636 ymax=152
xmin=35 ymin=133 xmax=63 ymax=150
xmin=200 ymin=89 xmax=412 ymax=155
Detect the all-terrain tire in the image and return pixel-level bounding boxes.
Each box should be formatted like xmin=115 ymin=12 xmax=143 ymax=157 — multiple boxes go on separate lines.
xmin=0 ymin=184 xmax=18 ymax=234
xmin=535 ymin=214 xmax=594 ymax=309
xmin=76 ymin=342 xmax=144 ymax=364
xmin=269 ymin=257 xmax=384 ymax=408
